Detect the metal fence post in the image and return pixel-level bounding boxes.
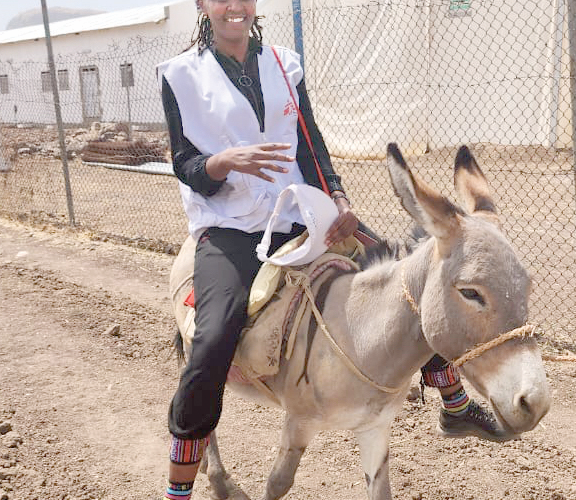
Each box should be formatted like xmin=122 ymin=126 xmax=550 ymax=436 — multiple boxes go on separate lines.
xmin=292 ymin=0 xmax=305 ymax=67
xmin=0 ymin=132 xmax=10 ymax=173
xmin=568 ymin=0 xmax=576 ymax=185
xmin=41 ymin=0 xmax=75 ymax=226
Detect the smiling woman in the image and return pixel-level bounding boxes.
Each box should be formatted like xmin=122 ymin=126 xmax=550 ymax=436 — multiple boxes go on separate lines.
xmin=155 ymin=0 xmax=359 ymax=498
xmin=199 ymin=0 xmax=258 ymax=59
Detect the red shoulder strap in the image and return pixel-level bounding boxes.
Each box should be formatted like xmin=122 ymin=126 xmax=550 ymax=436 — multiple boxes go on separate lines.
xmin=271 ymin=46 xmax=379 ymax=249
xmin=271 ymin=46 xmax=330 ymax=195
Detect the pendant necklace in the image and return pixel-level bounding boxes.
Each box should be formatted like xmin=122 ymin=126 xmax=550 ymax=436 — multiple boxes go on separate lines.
xmin=238 ymin=70 xmax=253 ymax=87
xmin=238 ymin=60 xmax=253 ymax=87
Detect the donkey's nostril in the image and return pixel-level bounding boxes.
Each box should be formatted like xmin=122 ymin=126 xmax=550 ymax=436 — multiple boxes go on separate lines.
xmin=514 ymin=392 xmax=532 ymax=414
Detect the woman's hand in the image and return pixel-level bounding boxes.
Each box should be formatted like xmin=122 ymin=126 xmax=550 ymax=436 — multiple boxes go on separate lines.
xmin=325 ymin=193 xmax=358 ymax=246
xmin=206 ymin=143 xmax=294 ymax=182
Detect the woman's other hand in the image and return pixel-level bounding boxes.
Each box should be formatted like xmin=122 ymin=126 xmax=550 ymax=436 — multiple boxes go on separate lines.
xmin=206 ymin=143 xmax=294 ymax=182
xmin=325 ymin=193 xmax=358 ymax=246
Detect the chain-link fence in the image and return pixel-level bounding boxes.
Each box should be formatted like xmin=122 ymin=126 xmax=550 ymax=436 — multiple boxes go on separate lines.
xmin=0 ymin=0 xmax=575 ymax=347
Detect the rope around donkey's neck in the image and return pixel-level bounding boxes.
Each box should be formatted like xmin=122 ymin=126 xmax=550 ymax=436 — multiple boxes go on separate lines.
xmin=401 ymin=264 xmax=576 ymax=365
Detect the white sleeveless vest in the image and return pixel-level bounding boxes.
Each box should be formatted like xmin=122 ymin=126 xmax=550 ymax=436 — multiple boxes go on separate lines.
xmin=157 ymin=45 xmax=306 ymax=239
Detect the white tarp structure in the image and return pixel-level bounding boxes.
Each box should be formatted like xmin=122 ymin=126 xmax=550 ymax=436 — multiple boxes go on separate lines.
xmin=259 ymin=0 xmax=573 ymax=157
xmin=0 ymin=6 xmax=171 ymax=45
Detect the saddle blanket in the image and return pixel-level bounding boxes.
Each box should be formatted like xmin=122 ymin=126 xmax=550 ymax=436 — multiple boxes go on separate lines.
xmin=181 ymin=235 xmax=362 ymax=381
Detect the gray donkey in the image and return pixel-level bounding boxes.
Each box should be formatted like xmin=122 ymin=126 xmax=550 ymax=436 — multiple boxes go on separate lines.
xmin=169 ymin=144 xmax=550 ymax=500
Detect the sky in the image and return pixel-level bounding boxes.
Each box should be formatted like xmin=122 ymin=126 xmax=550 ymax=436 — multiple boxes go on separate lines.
xmin=0 ymin=0 xmax=171 ymax=30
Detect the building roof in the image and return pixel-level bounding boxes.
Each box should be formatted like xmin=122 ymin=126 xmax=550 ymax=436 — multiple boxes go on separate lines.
xmin=0 ymin=3 xmax=176 ymax=45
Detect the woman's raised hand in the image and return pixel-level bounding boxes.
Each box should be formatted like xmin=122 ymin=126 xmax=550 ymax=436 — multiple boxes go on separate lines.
xmin=207 ymin=143 xmax=294 ymax=182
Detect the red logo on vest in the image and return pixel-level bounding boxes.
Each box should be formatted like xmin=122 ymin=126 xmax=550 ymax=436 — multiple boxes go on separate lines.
xmin=284 ymin=100 xmax=297 ymax=116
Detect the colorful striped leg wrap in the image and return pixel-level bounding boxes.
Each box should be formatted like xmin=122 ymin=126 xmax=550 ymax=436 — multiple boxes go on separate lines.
xmin=441 ymin=386 xmax=471 ymax=416
xmin=421 ymin=363 xmax=460 ymax=388
xmin=163 ymin=437 xmax=209 ymax=500
xmin=169 ymin=435 xmax=207 ymax=465
xmin=163 ymin=480 xmax=194 ymax=500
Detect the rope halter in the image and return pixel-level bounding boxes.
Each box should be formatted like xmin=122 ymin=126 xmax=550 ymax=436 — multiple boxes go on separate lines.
xmin=400 ymin=263 xmax=537 ymax=368
xmin=452 ymin=324 xmax=537 ymax=368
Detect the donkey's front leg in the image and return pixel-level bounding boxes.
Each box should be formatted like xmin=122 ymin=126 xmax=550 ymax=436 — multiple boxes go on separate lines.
xmin=355 ymin=425 xmax=394 ymax=500
xmin=203 ymin=431 xmax=251 ymax=500
xmin=262 ymin=416 xmax=315 ymax=500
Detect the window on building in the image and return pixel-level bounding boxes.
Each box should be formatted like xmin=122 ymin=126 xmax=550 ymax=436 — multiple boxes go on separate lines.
xmin=120 ymin=63 xmax=134 ymax=88
xmin=0 ymin=75 xmax=8 ymax=94
xmin=58 ymin=69 xmax=70 ymax=90
xmin=41 ymin=71 xmax=52 ymax=92
xmin=448 ymin=0 xmax=472 ymax=16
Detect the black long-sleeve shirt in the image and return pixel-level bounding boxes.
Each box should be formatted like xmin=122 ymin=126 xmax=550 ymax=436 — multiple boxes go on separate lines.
xmin=161 ymin=41 xmax=344 ymax=198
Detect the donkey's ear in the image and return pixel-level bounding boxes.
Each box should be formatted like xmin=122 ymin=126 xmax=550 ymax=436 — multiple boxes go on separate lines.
xmin=387 ymin=143 xmax=464 ymax=257
xmin=386 ymin=144 xmax=423 ymax=223
xmin=454 ymin=146 xmax=499 ymax=225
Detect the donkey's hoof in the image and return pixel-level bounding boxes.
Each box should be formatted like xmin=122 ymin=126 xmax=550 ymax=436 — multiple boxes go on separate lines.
xmin=209 ymin=488 xmax=251 ymax=500
xmin=208 ymin=474 xmax=251 ymax=500
xmin=227 ymin=487 xmax=251 ymax=500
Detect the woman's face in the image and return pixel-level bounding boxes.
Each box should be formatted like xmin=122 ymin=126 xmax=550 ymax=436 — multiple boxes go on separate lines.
xmin=201 ymin=0 xmax=257 ymax=46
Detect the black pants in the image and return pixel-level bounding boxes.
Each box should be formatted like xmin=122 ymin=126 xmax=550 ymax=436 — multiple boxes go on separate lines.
xmin=168 ymin=224 xmax=306 ymax=440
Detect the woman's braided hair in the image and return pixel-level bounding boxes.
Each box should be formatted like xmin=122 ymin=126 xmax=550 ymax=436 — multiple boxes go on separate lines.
xmin=185 ymin=14 xmax=264 ymax=52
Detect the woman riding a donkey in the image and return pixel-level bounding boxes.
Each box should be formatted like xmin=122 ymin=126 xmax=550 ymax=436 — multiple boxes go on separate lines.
xmin=157 ymin=0 xmax=508 ymax=498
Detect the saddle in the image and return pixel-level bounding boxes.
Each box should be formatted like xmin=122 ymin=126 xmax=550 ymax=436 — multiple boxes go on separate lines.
xmin=181 ymin=234 xmax=364 ymax=381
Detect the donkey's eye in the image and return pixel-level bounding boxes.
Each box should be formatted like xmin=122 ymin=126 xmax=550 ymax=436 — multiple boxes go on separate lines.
xmin=459 ymin=288 xmax=486 ymax=306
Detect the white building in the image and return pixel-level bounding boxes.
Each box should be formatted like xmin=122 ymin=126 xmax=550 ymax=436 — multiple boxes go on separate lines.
xmin=0 ymin=1 xmax=197 ymax=127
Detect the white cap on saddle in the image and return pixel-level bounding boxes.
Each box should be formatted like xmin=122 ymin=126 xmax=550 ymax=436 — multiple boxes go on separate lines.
xmin=256 ymin=184 xmax=339 ymax=267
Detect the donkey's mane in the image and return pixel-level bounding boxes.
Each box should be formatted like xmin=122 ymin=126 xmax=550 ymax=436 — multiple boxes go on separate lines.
xmin=358 ymin=239 xmax=402 ymax=271
xmin=358 ymin=226 xmax=431 ymax=271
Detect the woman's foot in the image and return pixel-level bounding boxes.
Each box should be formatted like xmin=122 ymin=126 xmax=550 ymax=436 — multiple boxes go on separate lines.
xmin=436 ymin=400 xmax=516 ymax=442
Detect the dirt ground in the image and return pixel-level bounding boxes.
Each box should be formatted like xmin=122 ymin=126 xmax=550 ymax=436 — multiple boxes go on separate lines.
xmin=1 ymin=217 xmax=576 ymax=500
